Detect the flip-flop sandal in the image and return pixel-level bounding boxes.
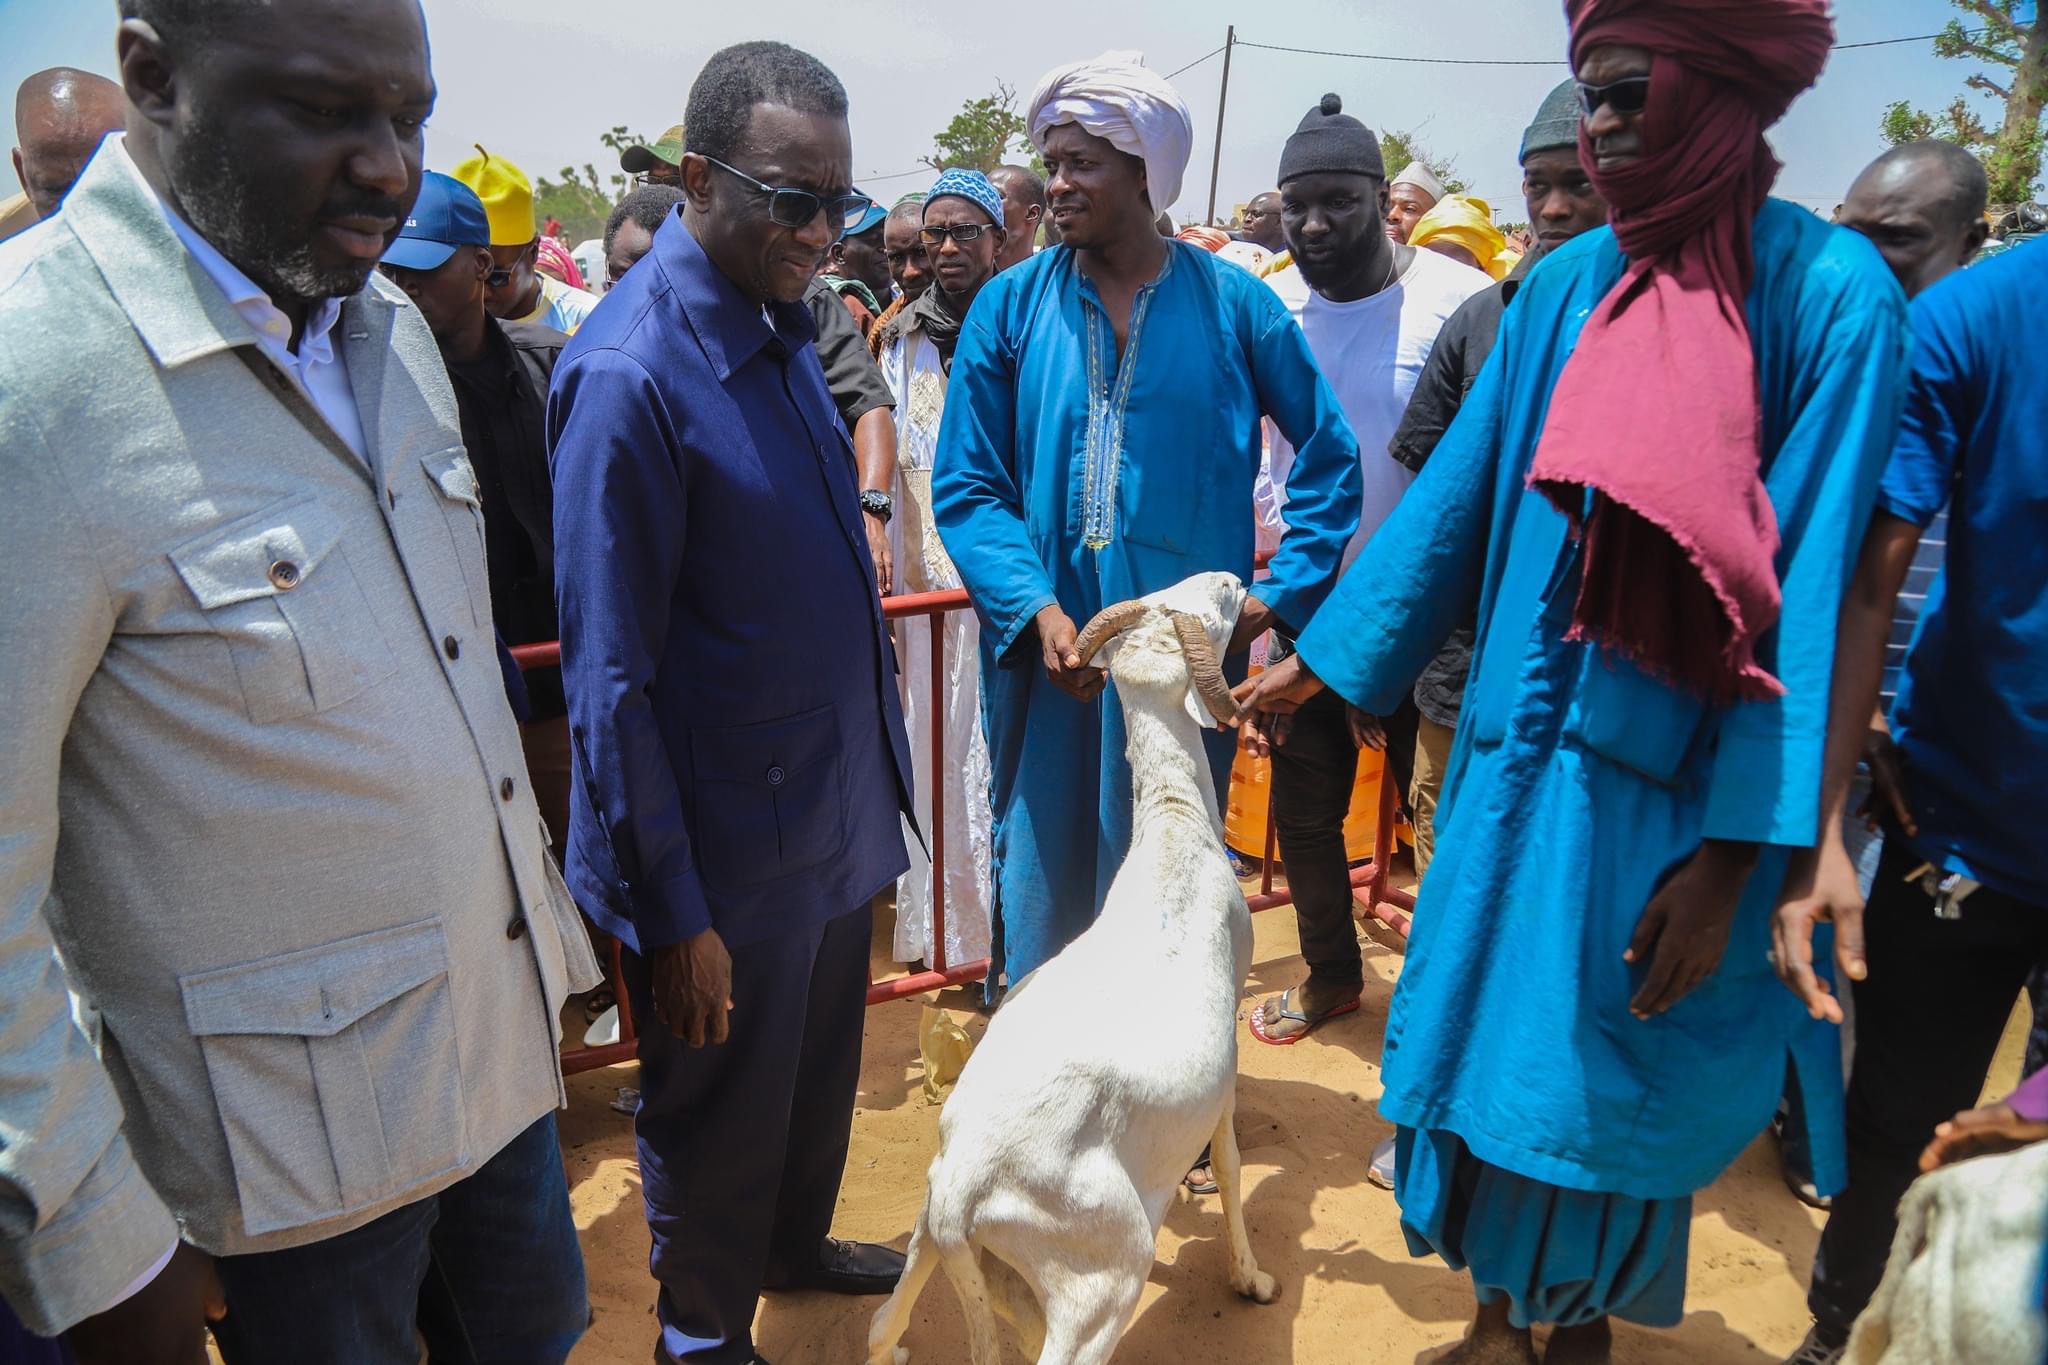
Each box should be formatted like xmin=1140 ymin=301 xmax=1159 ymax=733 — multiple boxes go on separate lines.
xmin=1248 ymin=988 xmax=1360 ymax=1046
xmin=1184 ymin=1144 xmax=1218 ymax=1196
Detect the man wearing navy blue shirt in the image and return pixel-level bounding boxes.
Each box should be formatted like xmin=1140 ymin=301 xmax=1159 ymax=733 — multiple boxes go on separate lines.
xmin=547 ymin=41 xmax=914 ymax=1365
xmin=1778 ymin=240 xmax=2048 ymax=1363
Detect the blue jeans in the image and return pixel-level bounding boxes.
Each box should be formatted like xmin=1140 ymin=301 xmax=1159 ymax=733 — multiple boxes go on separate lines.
xmin=209 ymin=1113 xmax=586 ymax=1365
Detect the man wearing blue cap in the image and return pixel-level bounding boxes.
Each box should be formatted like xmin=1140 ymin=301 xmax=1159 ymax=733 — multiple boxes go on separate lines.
xmin=817 ymin=192 xmax=891 ymax=331
xmin=380 ymin=172 xmax=578 ymax=851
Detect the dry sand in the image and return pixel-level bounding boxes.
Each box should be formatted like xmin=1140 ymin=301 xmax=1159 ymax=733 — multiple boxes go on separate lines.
xmin=561 ymin=900 xmax=2031 ymax=1365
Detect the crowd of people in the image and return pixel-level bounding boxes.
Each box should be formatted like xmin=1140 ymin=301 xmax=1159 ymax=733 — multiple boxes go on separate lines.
xmin=1 ymin=0 xmax=2043 ymax=1362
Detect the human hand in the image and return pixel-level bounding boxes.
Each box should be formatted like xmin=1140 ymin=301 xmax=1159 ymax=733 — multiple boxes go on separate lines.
xmin=1230 ymin=654 xmax=1325 ymax=758
xmin=1226 ymin=595 xmax=1277 ymax=656
xmin=1858 ymin=728 xmax=1915 ymax=837
xmin=65 ymin=1242 xmax=225 ymax=1365
xmin=1773 ymin=828 xmax=1867 ymax=1025
xmin=653 ymin=928 xmax=735 ymax=1047
xmin=862 ymin=513 xmax=894 ymax=597
xmin=1347 ymin=707 xmax=1386 ymax=751
xmin=1919 ymin=1101 xmax=2048 ymax=1171
xmin=1625 ymin=839 xmax=1759 ymax=1018
xmin=1035 ymin=604 xmax=1106 ymax=702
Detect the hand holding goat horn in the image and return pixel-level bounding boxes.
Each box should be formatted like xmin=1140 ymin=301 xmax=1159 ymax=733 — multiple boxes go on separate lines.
xmin=1231 ymin=652 xmax=1327 ymax=758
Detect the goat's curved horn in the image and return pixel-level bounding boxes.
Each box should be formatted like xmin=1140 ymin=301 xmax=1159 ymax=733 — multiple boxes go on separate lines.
xmin=1170 ymin=612 xmax=1242 ymax=726
xmin=1072 ymin=599 xmax=1149 ymax=665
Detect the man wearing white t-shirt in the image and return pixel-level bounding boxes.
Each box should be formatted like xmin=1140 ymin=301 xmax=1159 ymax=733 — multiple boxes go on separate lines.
xmin=1247 ymin=94 xmax=1486 ymax=1049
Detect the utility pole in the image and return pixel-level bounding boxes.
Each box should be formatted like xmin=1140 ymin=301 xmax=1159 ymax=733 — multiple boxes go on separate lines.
xmin=1205 ymin=26 xmax=1236 ymax=226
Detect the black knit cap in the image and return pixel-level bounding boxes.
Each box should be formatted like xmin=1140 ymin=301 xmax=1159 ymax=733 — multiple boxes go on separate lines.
xmin=1277 ymin=93 xmax=1385 ymax=185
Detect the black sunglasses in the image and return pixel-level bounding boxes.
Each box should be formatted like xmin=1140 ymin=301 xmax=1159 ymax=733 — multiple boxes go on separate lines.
xmin=917 ymin=223 xmax=993 ymax=247
xmin=702 ymin=156 xmax=873 ymax=235
xmin=1577 ymin=75 xmax=1652 ymax=118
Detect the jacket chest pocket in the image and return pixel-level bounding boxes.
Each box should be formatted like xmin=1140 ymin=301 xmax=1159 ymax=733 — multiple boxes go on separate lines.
xmin=179 ymin=920 xmax=468 ymax=1236
xmin=421 ymin=449 xmax=494 ymax=632
xmin=689 ymin=705 xmax=848 ymax=892
xmin=170 ymin=495 xmax=398 ymax=724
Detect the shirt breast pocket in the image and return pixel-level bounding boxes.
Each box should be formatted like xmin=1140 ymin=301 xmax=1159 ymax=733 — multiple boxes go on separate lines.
xmin=1562 ymin=653 xmax=1710 ymax=788
xmin=170 ymin=495 xmax=397 ymax=724
xmin=689 ymin=705 xmax=848 ymax=893
xmin=420 ymin=448 xmax=493 ymax=632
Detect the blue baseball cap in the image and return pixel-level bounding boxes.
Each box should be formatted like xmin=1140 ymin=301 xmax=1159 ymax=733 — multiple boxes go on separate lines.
xmin=845 ymin=189 xmax=888 ymax=238
xmin=382 ymin=171 xmax=493 ymax=271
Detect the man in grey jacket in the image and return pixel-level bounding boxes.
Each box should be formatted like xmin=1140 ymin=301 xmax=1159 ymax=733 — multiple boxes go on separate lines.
xmin=0 ymin=1 xmax=600 ymax=1361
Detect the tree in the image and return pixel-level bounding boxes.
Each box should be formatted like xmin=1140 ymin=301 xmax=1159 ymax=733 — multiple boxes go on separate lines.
xmin=534 ymin=126 xmax=655 ymax=242
xmin=925 ymin=83 xmax=1032 ymax=173
xmin=1377 ymin=128 xmax=1469 ymax=196
xmin=1882 ymin=0 xmax=2045 ymax=204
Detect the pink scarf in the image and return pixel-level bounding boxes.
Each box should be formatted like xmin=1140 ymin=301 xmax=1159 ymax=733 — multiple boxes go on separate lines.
xmin=1528 ymin=0 xmax=1833 ymax=701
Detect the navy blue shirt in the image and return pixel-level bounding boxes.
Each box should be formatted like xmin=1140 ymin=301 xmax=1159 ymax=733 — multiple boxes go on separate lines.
xmin=547 ymin=210 xmax=913 ymax=951
xmin=1880 ymin=243 xmax=2048 ymax=902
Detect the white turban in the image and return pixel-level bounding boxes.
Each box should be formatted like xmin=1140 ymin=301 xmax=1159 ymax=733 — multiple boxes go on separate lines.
xmin=1027 ymin=51 xmax=1193 ymax=217
xmin=1390 ymin=160 xmax=1446 ymax=202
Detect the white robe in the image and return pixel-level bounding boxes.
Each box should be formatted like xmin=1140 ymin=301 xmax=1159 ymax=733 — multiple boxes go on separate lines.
xmin=878 ymin=324 xmax=995 ymax=971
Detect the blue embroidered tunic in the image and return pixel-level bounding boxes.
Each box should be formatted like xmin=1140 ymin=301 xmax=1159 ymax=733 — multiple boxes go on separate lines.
xmin=934 ymin=241 xmax=1362 ymax=982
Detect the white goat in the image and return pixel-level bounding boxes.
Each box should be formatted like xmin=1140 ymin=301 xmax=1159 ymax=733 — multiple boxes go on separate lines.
xmin=868 ymin=572 xmax=1276 ymax=1365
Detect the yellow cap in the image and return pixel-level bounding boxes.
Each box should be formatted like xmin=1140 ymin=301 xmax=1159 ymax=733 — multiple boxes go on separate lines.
xmin=450 ymin=144 xmax=535 ymax=247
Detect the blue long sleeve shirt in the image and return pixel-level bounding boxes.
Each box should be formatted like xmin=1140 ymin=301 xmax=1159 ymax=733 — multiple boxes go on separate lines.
xmin=547 ymin=214 xmax=913 ymax=952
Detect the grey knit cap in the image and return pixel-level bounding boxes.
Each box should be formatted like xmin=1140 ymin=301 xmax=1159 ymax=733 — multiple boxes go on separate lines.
xmin=1520 ymin=79 xmax=1581 ymax=163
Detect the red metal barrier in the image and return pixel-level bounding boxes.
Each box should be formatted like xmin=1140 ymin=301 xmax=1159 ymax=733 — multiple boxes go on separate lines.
xmin=521 ymin=572 xmax=1412 ymax=1077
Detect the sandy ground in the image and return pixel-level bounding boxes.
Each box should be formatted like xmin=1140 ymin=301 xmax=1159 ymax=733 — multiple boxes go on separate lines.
xmin=558 ymin=882 xmax=2033 ymax=1365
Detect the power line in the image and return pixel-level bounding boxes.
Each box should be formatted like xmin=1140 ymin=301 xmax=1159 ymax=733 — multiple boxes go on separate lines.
xmin=1168 ymin=45 xmax=1228 ymax=80
xmin=1230 ymin=27 xmax=1987 ymax=68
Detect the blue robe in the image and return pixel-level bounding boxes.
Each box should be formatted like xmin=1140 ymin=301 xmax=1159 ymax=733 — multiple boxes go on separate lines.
xmin=934 ymin=242 xmax=1362 ymax=982
xmin=1296 ymin=201 xmax=1908 ymax=1326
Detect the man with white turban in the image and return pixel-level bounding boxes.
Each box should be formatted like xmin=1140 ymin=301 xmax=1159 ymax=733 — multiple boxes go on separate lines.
xmin=932 ymin=52 xmax=1364 ymax=1002
xmin=1387 ymin=160 xmax=1445 ymax=243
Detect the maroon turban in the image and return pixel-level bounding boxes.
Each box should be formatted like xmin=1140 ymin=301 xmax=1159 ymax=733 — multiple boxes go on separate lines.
xmin=1526 ymin=0 xmax=1834 ymax=701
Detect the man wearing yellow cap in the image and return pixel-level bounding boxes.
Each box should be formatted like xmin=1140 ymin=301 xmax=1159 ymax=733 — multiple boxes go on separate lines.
xmin=1409 ymin=194 xmax=1518 ymax=280
xmin=453 ymin=145 xmax=601 ymax=333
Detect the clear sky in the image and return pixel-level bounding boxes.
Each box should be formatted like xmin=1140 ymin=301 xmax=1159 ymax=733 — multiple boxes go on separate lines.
xmin=2 ymin=0 xmax=1986 ymax=223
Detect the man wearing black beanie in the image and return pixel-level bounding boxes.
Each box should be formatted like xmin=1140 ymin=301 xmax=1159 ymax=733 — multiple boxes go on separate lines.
xmin=1247 ymin=94 xmax=1487 ymax=1053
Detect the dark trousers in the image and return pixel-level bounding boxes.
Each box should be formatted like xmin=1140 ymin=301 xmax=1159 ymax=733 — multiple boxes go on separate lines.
xmin=1271 ymin=688 xmax=1365 ymax=994
xmin=625 ymin=904 xmax=871 ymax=1364
xmin=1808 ymin=838 xmax=2048 ymax=1336
xmin=210 ymin=1113 xmax=587 ymax=1365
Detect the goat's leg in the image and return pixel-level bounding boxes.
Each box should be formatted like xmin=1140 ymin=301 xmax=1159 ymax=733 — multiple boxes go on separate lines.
xmin=1211 ymin=1100 xmax=1279 ymax=1303
xmin=983 ymin=1250 xmax=1048 ymax=1362
xmin=1034 ymin=1263 xmax=1147 ymax=1365
xmin=938 ymin=1236 xmax=1006 ymax=1365
xmin=866 ymin=1213 xmax=939 ymax=1365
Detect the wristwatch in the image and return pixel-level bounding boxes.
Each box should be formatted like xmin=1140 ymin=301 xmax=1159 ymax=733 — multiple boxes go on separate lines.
xmin=859 ymin=489 xmax=894 ymax=523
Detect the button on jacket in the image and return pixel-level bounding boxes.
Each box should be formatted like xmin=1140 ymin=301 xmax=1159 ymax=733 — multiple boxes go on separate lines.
xmin=0 ymin=148 xmax=600 ymax=1336
xmin=548 ymin=211 xmax=914 ymax=955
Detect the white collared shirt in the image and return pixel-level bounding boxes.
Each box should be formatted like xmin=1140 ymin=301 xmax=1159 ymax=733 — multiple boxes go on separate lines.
xmin=112 ymin=136 xmax=368 ymax=458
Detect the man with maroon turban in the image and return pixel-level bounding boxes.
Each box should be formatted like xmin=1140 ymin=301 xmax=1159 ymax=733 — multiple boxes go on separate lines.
xmin=1236 ymin=2 xmax=1909 ymax=1359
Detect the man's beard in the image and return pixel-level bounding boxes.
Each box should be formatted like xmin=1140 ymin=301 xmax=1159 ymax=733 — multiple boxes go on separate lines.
xmin=167 ymin=105 xmax=397 ymax=304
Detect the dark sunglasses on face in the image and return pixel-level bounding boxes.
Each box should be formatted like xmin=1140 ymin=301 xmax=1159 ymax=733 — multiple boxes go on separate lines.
xmin=1577 ymin=75 xmax=1652 ymax=118
xmin=701 ymin=155 xmax=873 ymax=235
xmin=485 ymin=268 xmax=514 ymax=288
xmin=918 ymin=223 xmax=992 ymax=247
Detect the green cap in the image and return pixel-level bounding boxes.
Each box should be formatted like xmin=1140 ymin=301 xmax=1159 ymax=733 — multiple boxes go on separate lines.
xmin=621 ymin=123 xmax=686 ymax=174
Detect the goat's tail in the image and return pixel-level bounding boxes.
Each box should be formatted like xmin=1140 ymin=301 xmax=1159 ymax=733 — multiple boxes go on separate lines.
xmin=866 ymin=1210 xmax=938 ymax=1365
xmin=936 ymin=1224 xmax=1005 ymax=1365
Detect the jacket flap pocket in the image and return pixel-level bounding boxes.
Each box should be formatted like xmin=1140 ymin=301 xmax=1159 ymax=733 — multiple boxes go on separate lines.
xmin=422 ymin=448 xmax=480 ymax=506
xmin=181 ymin=920 xmax=449 ymax=1038
xmin=170 ymin=495 xmax=346 ymax=609
xmin=690 ymin=705 xmax=841 ymax=787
